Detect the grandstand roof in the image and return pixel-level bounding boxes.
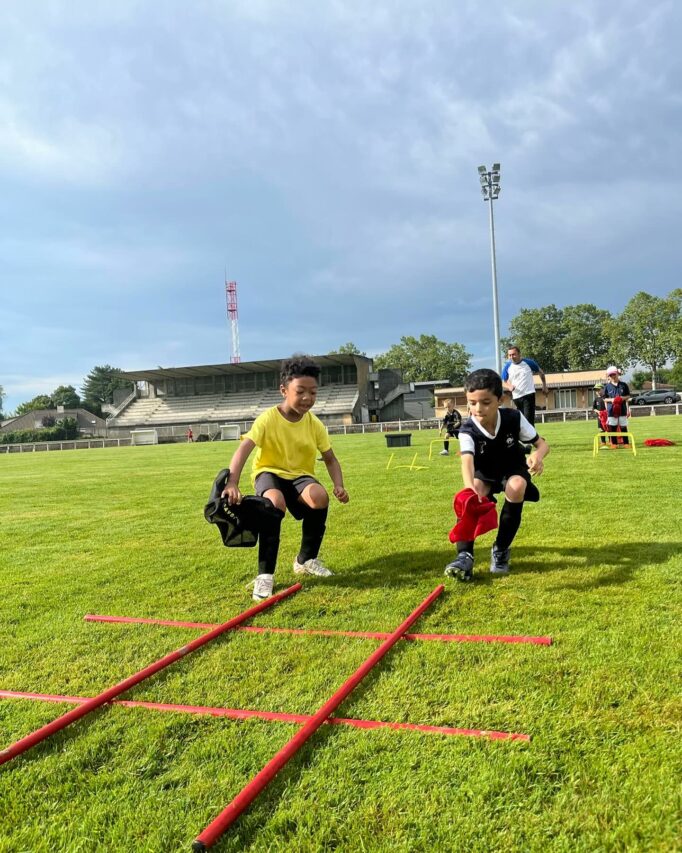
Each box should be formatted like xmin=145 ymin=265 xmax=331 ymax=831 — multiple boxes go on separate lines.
xmin=121 ymin=354 xmax=371 ymax=383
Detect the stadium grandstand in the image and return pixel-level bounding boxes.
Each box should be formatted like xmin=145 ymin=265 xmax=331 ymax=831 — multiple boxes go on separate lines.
xmin=106 ymin=354 xmax=406 ymax=438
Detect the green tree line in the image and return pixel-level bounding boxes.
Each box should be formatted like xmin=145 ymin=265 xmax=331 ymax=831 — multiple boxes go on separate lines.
xmin=4 ymin=288 xmax=680 ymax=422
xmin=5 ymin=366 xmax=133 ymax=419
xmin=336 ymin=289 xmax=681 ymax=389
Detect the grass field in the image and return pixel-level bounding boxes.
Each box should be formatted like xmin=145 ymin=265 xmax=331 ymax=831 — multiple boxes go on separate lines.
xmin=1 ymin=416 xmax=681 ymax=852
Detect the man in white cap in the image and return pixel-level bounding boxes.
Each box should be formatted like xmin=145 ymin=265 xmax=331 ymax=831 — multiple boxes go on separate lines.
xmin=602 ymin=367 xmax=630 ymax=446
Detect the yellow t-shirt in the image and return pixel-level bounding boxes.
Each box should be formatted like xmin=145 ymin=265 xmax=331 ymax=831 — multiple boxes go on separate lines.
xmin=246 ymin=406 xmax=331 ymax=482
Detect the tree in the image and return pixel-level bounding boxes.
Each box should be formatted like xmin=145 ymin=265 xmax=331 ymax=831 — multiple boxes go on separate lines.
xmin=15 ymin=395 xmax=53 ymax=415
xmin=561 ymin=304 xmax=614 ymax=370
xmin=609 ymin=291 xmax=682 ymax=389
xmin=51 ymin=385 xmax=81 ymax=409
xmin=631 ymin=368 xmax=670 ymax=390
xmin=502 ymin=305 xmax=565 ymax=371
xmin=331 ymin=342 xmax=366 ymax=356
xmin=503 ymin=304 xmax=615 ymax=372
xmin=81 ymin=365 xmax=132 ymax=415
xmin=668 ymin=359 xmax=682 ymax=389
xmin=374 ymin=335 xmax=471 ymax=384
xmin=0 ymin=384 xmax=4 ymax=420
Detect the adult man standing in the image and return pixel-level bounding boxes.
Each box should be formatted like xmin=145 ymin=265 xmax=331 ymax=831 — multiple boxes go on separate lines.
xmin=501 ymin=346 xmax=548 ymax=426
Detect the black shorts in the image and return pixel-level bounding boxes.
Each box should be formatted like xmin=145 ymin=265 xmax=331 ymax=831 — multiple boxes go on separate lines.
xmin=445 ymin=428 xmax=460 ymax=439
xmin=474 ymin=468 xmax=540 ymax=502
xmin=254 ymin=472 xmax=320 ymax=520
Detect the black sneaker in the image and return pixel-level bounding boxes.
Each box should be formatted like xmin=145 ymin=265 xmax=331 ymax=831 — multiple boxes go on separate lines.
xmin=490 ymin=545 xmax=511 ymax=575
xmin=444 ymin=551 xmax=474 ymax=582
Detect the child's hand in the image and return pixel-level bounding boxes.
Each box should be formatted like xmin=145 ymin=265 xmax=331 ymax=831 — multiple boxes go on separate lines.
xmin=333 ymin=485 xmax=349 ymax=504
xmin=221 ymin=484 xmax=242 ymax=505
xmin=473 ymin=484 xmax=489 ymax=502
xmin=527 ymin=454 xmax=544 ymax=476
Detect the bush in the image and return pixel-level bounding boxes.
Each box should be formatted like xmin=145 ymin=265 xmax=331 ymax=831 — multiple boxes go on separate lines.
xmin=1 ymin=417 xmax=80 ymax=444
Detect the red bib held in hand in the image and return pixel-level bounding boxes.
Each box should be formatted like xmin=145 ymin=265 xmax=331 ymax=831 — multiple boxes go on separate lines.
xmin=449 ymin=488 xmax=498 ymax=543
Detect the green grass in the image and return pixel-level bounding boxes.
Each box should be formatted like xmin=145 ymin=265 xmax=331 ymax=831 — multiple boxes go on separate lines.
xmin=1 ymin=417 xmax=681 ymax=852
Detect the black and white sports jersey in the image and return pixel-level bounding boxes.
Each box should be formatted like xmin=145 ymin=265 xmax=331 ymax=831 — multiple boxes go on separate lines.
xmin=458 ymin=408 xmax=538 ymax=478
xmin=442 ymin=409 xmax=462 ymax=433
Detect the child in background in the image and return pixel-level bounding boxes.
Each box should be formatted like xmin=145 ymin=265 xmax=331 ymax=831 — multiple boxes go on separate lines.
xmin=221 ymin=356 xmax=349 ymax=600
xmin=439 ymin=399 xmax=462 ymax=456
xmin=592 ymin=384 xmax=608 ymax=447
xmin=444 ymin=368 xmax=549 ymax=580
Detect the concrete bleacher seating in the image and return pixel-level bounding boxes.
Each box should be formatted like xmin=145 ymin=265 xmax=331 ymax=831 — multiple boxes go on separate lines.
xmin=109 ymin=385 xmax=358 ymax=428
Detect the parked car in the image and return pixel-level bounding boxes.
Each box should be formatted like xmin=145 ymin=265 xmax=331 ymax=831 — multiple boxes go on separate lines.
xmin=631 ymin=389 xmax=681 ymax=405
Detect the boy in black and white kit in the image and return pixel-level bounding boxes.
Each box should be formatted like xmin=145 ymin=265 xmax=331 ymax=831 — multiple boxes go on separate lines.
xmin=439 ymin=398 xmax=462 ymax=456
xmin=445 ymin=368 xmax=550 ymax=580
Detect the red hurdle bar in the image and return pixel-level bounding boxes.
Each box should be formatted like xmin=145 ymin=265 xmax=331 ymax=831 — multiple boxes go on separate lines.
xmin=84 ymin=613 xmax=552 ymax=646
xmin=0 ymin=690 xmax=529 ymax=742
xmin=0 ymin=584 xmax=301 ymax=767
xmin=192 ymin=584 xmax=445 ymax=851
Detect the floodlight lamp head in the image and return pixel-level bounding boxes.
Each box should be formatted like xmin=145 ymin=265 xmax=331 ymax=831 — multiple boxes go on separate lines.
xmin=478 ymin=165 xmax=487 ymax=175
xmin=492 ymin=162 xmax=501 ymax=172
xmin=480 ymin=175 xmax=488 ymax=186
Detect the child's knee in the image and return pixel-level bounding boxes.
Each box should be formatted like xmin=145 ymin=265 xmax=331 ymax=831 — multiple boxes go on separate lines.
xmin=301 ymin=483 xmax=329 ymax=510
xmin=264 ymin=489 xmax=287 ymax=514
xmin=505 ymin=476 xmax=526 ymax=502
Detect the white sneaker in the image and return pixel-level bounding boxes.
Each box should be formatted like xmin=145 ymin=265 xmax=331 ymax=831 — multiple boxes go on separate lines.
xmin=439 ymin=449 xmax=449 ymax=456
xmin=250 ymin=573 xmax=274 ymax=601
xmin=293 ymin=557 xmax=333 ymax=577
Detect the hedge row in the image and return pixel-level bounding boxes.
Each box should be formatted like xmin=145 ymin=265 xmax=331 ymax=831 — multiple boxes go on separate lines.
xmin=1 ymin=417 xmax=80 ymax=444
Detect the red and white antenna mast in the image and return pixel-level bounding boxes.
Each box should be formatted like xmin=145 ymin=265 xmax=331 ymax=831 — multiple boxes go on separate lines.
xmin=225 ymin=279 xmax=241 ymax=364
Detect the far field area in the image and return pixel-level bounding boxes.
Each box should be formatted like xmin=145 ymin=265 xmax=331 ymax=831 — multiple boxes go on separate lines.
xmin=1 ymin=416 xmax=681 ymax=851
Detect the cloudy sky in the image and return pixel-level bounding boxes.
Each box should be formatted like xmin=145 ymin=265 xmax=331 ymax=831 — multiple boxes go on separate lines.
xmin=2 ymin=1 xmax=681 ymax=413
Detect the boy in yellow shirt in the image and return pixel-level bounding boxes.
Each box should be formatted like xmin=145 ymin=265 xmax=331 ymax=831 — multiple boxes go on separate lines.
xmin=222 ymin=356 xmax=349 ymax=600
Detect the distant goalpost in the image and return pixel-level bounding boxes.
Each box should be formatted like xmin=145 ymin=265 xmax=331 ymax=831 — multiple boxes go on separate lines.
xmin=130 ymin=429 xmax=159 ymax=446
xmin=219 ymin=424 xmax=241 ymax=441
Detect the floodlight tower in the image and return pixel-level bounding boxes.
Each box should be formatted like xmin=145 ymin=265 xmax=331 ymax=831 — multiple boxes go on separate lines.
xmin=478 ymin=163 xmax=502 ymax=374
xmin=225 ymin=279 xmax=241 ymax=364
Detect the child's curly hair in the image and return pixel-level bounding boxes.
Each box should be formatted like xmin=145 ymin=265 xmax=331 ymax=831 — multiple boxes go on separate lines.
xmin=464 ymin=368 xmax=503 ymax=398
xmin=280 ymin=354 xmax=321 ymax=386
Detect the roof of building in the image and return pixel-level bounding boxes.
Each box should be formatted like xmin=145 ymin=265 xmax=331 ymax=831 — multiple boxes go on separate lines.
xmin=1 ymin=408 xmax=106 ymax=430
xmin=120 ymin=354 xmax=371 ymax=383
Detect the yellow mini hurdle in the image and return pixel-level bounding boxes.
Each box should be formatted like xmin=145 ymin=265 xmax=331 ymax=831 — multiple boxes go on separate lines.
xmin=428 ymin=439 xmax=445 ymax=460
xmin=593 ymin=432 xmax=637 ymax=457
xmin=386 ymin=452 xmax=428 ymax=472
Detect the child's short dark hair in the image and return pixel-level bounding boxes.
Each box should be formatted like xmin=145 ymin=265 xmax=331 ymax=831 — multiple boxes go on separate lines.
xmin=464 ymin=368 xmax=503 ymax=398
xmin=280 ymin=354 xmax=321 ymax=385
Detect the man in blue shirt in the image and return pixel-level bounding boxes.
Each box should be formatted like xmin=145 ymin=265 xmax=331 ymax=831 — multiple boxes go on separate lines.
xmin=501 ymin=346 xmax=548 ymax=426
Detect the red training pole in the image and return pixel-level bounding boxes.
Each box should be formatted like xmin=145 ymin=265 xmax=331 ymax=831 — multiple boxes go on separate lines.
xmin=0 ymin=583 xmax=301 ymax=767
xmin=85 ymin=614 xmax=552 ymax=645
xmin=192 ymin=584 xmax=444 ymax=851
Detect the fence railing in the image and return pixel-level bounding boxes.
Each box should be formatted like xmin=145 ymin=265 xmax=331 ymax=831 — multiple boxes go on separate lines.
xmin=2 ymin=405 xmax=679 ymax=453
xmin=534 ymin=402 xmax=681 ymax=424
xmin=0 ymin=438 xmax=132 ymax=454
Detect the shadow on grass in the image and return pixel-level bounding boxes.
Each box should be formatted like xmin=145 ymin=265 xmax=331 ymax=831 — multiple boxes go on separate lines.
xmin=508 ymin=542 xmax=682 ymax=589
xmin=322 ymin=542 xmax=682 ymax=591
